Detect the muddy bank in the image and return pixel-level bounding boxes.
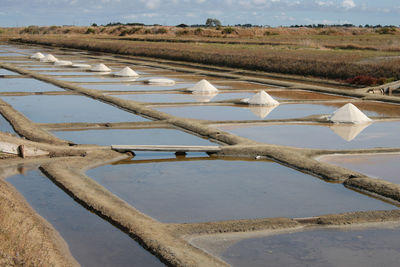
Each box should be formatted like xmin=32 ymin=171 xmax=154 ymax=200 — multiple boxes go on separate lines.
xmin=0 ymin=159 xmax=79 ymax=267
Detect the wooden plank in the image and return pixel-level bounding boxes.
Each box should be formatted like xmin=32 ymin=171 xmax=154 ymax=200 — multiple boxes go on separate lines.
xmin=111 ymin=145 xmax=221 ymax=153
xmin=0 ymin=141 xmax=49 ymax=157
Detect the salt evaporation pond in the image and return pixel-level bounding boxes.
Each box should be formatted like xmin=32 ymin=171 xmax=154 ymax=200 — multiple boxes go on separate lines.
xmin=111 ymin=92 xmax=255 ymax=103
xmin=0 ymin=114 xmax=16 ymax=134
xmin=2 ymin=95 xmax=147 ymax=123
xmin=52 ymin=128 xmax=216 ymax=146
xmin=0 ymin=68 xmax=18 ymax=75
xmin=199 ymin=224 xmax=400 ymax=267
xmin=319 ymin=153 xmax=400 ymax=184
xmin=217 ymin=122 xmax=400 ymax=149
xmin=87 ymin=156 xmax=395 ymax=223
xmin=155 ymin=102 xmax=394 ymax=121
xmin=0 ymin=78 xmax=64 ymax=92
xmin=82 ymin=83 xmax=195 ymax=91
xmin=8 ymin=170 xmax=163 ymax=267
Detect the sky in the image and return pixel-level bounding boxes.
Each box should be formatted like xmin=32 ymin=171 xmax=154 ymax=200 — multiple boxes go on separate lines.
xmin=0 ymin=0 xmax=399 ymax=27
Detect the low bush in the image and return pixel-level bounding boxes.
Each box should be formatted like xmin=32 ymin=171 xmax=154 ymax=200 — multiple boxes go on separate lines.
xmin=221 ymin=27 xmax=236 ymax=34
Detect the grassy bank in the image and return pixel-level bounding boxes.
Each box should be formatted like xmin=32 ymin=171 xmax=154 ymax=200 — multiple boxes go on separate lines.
xmin=5 ymin=25 xmax=400 ymax=85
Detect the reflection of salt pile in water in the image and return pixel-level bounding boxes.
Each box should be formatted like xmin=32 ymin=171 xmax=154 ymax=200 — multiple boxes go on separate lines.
xmin=54 ymin=60 xmax=73 ymax=66
xmin=40 ymin=54 xmax=58 ymax=63
xmin=241 ymin=91 xmax=280 ymax=106
xmin=114 ymin=67 xmax=139 ymax=77
xmin=330 ymin=103 xmax=372 ymax=124
xmin=71 ymin=63 xmax=91 ymax=69
xmin=145 ymin=78 xmax=176 ymax=85
xmin=191 ymin=92 xmax=218 ymax=102
xmin=248 ymin=105 xmax=278 ymax=119
xmin=187 ymin=79 xmax=219 ymax=94
xmin=329 ymin=123 xmax=372 ymax=141
xmin=90 ymin=63 xmax=111 ymax=72
xmin=30 ymin=52 xmax=44 ymax=60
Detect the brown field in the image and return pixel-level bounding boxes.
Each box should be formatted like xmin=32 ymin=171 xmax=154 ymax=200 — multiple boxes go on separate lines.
xmin=3 ymin=25 xmax=400 ymax=85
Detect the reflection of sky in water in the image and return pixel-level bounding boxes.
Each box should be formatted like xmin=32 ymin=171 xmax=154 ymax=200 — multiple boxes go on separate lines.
xmin=87 ymin=158 xmax=394 ymax=223
xmin=0 ymin=78 xmax=64 ymax=92
xmin=0 ymin=68 xmax=19 ymax=75
xmin=156 ymin=103 xmax=396 ymax=121
xmin=217 ymin=226 xmax=400 ymax=267
xmin=2 ymin=95 xmax=147 ymax=123
xmin=320 ymin=153 xmax=400 ymax=184
xmin=52 ymin=128 xmax=215 ymax=146
xmin=8 ymin=170 xmax=163 ymax=267
xmin=82 ymin=83 xmax=194 ymax=91
xmin=218 ymin=121 xmax=400 ymax=149
xmin=0 ymin=114 xmax=16 ymax=134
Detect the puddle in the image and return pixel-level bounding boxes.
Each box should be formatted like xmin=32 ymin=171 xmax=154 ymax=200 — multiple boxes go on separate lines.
xmin=52 ymin=128 xmax=216 ymax=146
xmin=0 ymin=68 xmax=18 ymax=75
xmin=217 ymin=122 xmax=400 ymax=149
xmin=0 ymin=78 xmax=64 ymax=92
xmin=7 ymin=170 xmax=163 ymax=267
xmin=82 ymin=83 xmax=195 ymax=91
xmin=204 ymin=224 xmax=400 ymax=267
xmin=2 ymin=95 xmax=148 ymax=123
xmin=112 ymin=92 xmax=255 ymax=103
xmin=0 ymin=114 xmax=16 ymax=134
xmin=319 ymin=153 xmax=400 ymax=184
xmin=87 ymin=156 xmax=395 ymax=223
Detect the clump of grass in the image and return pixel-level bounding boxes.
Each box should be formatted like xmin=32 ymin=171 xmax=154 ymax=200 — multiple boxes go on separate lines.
xmin=176 ymin=29 xmax=189 ymax=36
xmin=376 ymin=27 xmax=397 ymax=35
xmin=154 ymin=28 xmax=167 ymax=34
xmin=264 ymin=30 xmax=279 ymax=36
xmin=221 ymin=27 xmax=237 ymax=34
xmin=345 ymin=75 xmax=386 ymax=86
xmin=85 ymin=28 xmax=96 ymax=34
xmin=194 ymin=28 xmax=203 ymax=35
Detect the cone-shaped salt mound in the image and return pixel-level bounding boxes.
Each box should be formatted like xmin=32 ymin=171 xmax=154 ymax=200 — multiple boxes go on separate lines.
xmin=188 ymin=79 xmax=218 ymax=94
xmin=40 ymin=54 xmax=58 ymax=63
xmin=54 ymin=60 xmax=73 ymax=66
xmin=30 ymin=52 xmax=44 ymax=59
xmin=114 ymin=67 xmax=139 ymax=77
xmin=145 ymin=78 xmax=176 ymax=85
xmin=330 ymin=122 xmax=371 ymax=141
xmin=71 ymin=63 xmax=91 ymax=68
xmin=241 ymin=91 xmax=279 ymax=106
xmin=330 ymin=103 xmax=372 ymax=124
xmin=90 ymin=63 xmax=111 ymax=72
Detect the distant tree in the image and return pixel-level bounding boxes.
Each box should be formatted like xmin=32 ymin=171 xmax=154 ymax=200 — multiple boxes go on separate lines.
xmin=205 ymin=18 xmax=221 ymax=27
xmin=91 ymin=23 xmax=98 ymax=27
xmin=176 ymin=23 xmax=188 ymax=28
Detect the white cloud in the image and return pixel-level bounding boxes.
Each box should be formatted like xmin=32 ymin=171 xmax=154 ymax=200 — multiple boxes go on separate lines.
xmin=342 ymin=0 xmax=355 ymax=9
xmin=141 ymin=0 xmax=161 ymax=9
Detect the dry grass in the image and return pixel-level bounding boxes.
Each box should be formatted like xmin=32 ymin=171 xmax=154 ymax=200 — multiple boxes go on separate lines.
xmin=5 ymin=25 xmax=400 ymax=84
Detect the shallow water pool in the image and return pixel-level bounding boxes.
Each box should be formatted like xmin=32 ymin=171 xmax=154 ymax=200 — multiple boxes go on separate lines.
xmin=8 ymin=170 xmax=163 ymax=267
xmin=217 ymin=122 xmax=400 ymax=149
xmin=319 ymin=153 xmax=400 ymax=184
xmin=87 ymin=156 xmax=395 ymax=223
xmin=2 ymin=95 xmax=148 ymax=123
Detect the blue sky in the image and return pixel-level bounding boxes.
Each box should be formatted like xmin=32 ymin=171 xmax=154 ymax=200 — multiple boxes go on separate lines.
xmin=1 ymin=0 xmax=399 ymax=27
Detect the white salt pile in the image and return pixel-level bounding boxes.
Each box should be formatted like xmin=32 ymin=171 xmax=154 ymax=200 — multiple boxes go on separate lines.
xmin=30 ymin=52 xmax=44 ymax=59
xmin=90 ymin=63 xmax=111 ymax=72
xmin=54 ymin=60 xmax=73 ymax=66
xmin=188 ymin=79 xmax=218 ymax=94
xmin=145 ymin=78 xmax=176 ymax=85
xmin=330 ymin=103 xmax=372 ymax=124
xmin=40 ymin=54 xmax=58 ymax=63
xmin=241 ymin=91 xmax=279 ymax=106
xmin=114 ymin=67 xmax=139 ymax=77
